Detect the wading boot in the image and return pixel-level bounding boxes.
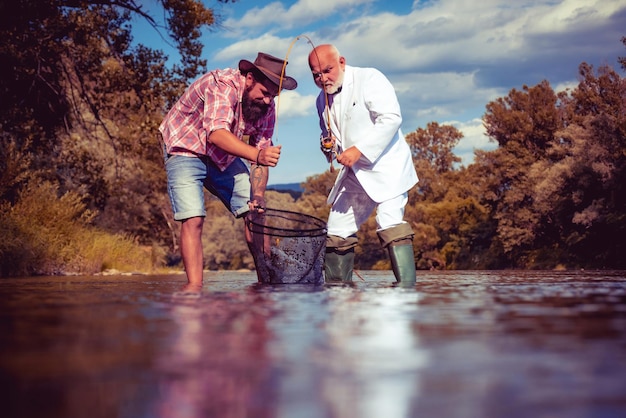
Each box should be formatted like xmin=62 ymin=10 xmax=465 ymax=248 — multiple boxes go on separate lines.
xmin=324 ymin=235 xmax=358 ymax=284
xmin=324 ymin=248 xmax=355 ymax=283
xmin=388 ymin=242 xmax=416 ymax=288
xmin=378 ymin=223 xmax=416 ymax=287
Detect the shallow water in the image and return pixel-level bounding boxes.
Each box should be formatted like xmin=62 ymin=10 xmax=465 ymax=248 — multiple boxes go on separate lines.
xmin=1 ymin=270 xmax=625 ymax=418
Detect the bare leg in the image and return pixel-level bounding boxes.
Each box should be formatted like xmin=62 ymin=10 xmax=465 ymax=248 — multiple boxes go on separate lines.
xmin=180 ymin=217 xmax=204 ymax=291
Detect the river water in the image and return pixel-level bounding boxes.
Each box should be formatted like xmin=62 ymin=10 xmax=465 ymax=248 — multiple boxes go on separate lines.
xmin=1 ymin=270 xmax=625 ymax=418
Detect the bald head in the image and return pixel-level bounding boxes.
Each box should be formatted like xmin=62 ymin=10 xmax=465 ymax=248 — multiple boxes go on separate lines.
xmin=308 ymin=44 xmax=346 ymax=95
xmin=308 ymin=44 xmax=341 ymax=68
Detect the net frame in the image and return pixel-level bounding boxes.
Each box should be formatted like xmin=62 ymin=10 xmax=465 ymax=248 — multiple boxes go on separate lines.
xmin=245 ymin=208 xmax=327 ymax=284
xmin=246 ymin=208 xmax=327 ymax=238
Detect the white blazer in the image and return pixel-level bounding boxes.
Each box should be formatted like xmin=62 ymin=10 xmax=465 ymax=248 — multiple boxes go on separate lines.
xmin=316 ymin=65 xmax=418 ymax=204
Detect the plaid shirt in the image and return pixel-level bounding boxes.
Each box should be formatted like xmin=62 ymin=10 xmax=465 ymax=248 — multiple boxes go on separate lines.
xmin=159 ymin=68 xmax=275 ymax=171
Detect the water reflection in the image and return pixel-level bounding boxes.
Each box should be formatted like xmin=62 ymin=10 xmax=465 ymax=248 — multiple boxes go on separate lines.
xmin=313 ymin=287 xmax=426 ymax=418
xmin=155 ymin=290 xmax=278 ymax=418
xmin=1 ymin=270 xmax=625 ymax=418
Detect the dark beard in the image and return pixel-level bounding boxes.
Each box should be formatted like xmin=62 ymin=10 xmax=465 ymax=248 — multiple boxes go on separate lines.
xmin=242 ymin=84 xmax=270 ymax=123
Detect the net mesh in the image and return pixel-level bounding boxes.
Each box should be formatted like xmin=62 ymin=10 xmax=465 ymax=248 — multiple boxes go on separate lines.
xmin=246 ymin=208 xmax=327 ymax=285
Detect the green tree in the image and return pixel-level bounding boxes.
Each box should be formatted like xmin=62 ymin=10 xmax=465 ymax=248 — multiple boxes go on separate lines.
xmin=404 ymin=123 xmax=489 ymax=270
xmin=297 ymin=170 xmax=338 ymax=222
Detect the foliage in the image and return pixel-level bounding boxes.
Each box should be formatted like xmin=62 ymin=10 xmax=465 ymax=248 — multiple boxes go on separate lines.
xmin=617 ymin=36 xmax=626 ymax=70
xmin=0 ymin=181 xmax=154 ymax=276
xmin=0 ymin=0 xmax=229 ymax=247
xmin=477 ymin=61 xmax=626 ymax=268
xmin=405 ymin=121 xmax=463 ymax=173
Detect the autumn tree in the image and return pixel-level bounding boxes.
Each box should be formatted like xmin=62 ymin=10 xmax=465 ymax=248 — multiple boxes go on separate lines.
xmin=405 ymin=121 xmax=462 ymax=202
xmin=477 ymin=57 xmax=626 ymax=268
xmin=547 ymin=63 xmax=626 ymax=267
xmin=478 ymin=81 xmax=563 ymax=265
xmin=403 ymin=123 xmax=491 ymax=269
xmin=617 ymin=36 xmax=626 ymax=70
xmin=0 ymin=0 xmax=234 ymax=250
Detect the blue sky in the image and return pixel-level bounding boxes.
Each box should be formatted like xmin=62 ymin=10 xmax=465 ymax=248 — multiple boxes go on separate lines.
xmin=137 ymin=0 xmax=626 ymax=185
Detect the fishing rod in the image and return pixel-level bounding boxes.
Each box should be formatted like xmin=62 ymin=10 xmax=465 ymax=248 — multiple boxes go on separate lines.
xmin=276 ymin=35 xmax=338 ymax=172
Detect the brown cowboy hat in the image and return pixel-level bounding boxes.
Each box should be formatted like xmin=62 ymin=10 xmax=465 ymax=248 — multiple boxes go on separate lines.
xmin=239 ymin=52 xmax=297 ymax=92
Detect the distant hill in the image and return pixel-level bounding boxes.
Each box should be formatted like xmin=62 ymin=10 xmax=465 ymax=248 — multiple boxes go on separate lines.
xmin=267 ymin=182 xmax=303 ymax=199
xmin=268 ymin=182 xmax=302 ymax=192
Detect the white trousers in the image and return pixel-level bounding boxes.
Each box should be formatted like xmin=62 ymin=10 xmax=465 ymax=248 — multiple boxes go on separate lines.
xmin=327 ymin=170 xmax=408 ymax=239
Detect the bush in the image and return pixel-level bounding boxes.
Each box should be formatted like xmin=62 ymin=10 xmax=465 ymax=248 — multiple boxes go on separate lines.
xmin=0 ymin=181 xmax=156 ymax=277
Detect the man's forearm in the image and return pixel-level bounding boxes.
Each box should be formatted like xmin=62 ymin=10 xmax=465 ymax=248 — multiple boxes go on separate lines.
xmin=209 ymin=128 xmax=258 ymax=162
xmin=250 ymin=164 xmax=268 ymax=198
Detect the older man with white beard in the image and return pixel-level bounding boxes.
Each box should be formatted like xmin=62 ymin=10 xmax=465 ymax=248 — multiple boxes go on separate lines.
xmin=308 ymin=44 xmax=418 ymax=287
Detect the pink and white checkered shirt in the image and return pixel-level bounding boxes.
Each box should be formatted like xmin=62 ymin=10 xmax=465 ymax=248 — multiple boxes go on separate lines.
xmin=159 ymin=68 xmax=275 ymax=171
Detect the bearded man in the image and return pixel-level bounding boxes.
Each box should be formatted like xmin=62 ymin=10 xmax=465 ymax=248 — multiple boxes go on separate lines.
xmin=159 ymin=52 xmax=297 ymax=291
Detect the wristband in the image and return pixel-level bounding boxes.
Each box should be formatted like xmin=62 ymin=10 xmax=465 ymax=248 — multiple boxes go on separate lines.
xmin=255 ymin=149 xmax=262 ymax=166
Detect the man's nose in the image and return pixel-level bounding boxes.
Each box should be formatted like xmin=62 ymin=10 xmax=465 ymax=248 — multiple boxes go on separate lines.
xmin=263 ymin=96 xmax=272 ymax=105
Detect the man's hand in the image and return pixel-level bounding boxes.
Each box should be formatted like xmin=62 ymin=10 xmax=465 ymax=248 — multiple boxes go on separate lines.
xmin=256 ymin=145 xmax=282 ymax=167
xmin=337 ymin=146 xmax=361 ymax=168
xmin=248 ymin=195 xmax=266 ymax=214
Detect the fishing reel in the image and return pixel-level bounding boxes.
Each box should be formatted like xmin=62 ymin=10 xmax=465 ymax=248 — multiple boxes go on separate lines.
xmin=320 ymin=135 xmax=336 ymax=154
xmin=320 ymin=135 xmax=338 ymax=170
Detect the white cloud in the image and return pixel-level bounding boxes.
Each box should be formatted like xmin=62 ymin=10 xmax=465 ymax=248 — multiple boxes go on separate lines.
xmin=205 ymin=0 xmax=626 ymax=180
xmin=316 ymin=0 xmax=624 ymax=81
xmin=393 ymin=71 xmax=504 ymax=135
xmin=553 ymin=80 xmax=578 ymax=93
xmin=213 ymin=33 xmax=291 ymax=64
xmin=526 ymin=0 xmax=625 ymax=34
xmin=212 ymin=34 xmax=322 ymax=87
xmin=227 ymin=0 xmax=374 ymax=31
xmin=447 ymin=118 xmax=498 ymax=167
xmin=275 ymin=90 xmax=316 ymax=118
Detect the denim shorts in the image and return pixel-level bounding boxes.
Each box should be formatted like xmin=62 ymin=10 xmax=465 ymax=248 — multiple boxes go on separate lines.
xmin=164 ymin=153 xmax=251 ymax=221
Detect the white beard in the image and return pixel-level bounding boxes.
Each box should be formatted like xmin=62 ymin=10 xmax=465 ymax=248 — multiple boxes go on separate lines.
xmin=324 ymin=69 xmax=345 ymax=95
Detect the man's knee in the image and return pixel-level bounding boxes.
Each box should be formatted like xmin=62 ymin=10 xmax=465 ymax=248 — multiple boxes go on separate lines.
xmin=377 ymin=223 xmax=414 ymax=248
xmin=181 ymin=217 xmax=204 ymax=235
xmin=326 ymin=234 xmax=358 ymax=252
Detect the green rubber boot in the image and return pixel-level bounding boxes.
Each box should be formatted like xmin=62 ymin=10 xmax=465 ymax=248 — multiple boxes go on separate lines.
xmin=324 ymin=248 xmax=355 ymax=283
xmin=388 ymin=243 xmax=416 ymax=287
xmin=378 ymin=223 xmax=416 ymax=287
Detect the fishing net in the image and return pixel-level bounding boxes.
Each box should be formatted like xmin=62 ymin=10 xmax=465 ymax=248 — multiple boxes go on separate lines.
xmin=246 ymin=208 xmax=327 ymax=285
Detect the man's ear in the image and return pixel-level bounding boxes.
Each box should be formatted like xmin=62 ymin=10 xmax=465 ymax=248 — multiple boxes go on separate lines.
xmin=245 ymin=71 xmax=255 ymax=87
